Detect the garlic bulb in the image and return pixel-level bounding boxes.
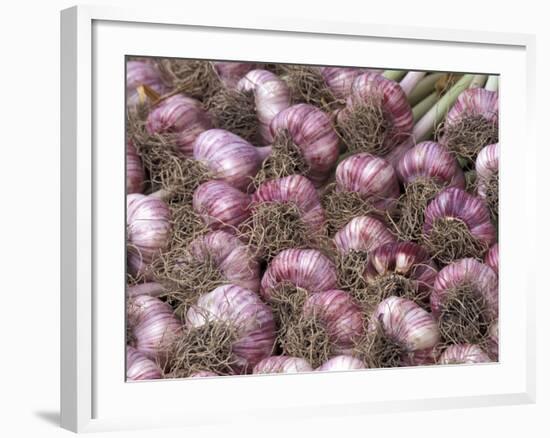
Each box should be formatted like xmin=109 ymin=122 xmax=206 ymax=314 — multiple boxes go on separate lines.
xmin=236 ymin=69 xmax=291 ymax=143
xmin=127 ymin=140 xmax=145 ymax=194
xmin=476 ymin=143 xmax=499 ymax=222
xmin=185 ymin=284 xmax=276 ymax=373
xmin=438 ymin=344 xmax=491 ymax=364
xmin=261 ymin=248 xmax=338 ymax=302
xmin=253 ymin=356 xmax=313 ymax=374
xmin=487 ymin=320 xmax=499 ymax=360
xmin=126 ymin=346 xmax=163 ymax=381
xmin=242 ymin=175 xmax=326 ymax=259
xmin=441 ymin=88 xmax=499 ymax=161
xmin=363 ymin=242 xmax=438 ymax=306
xmin=193 ymin=180 xmax=251 ymax=232
xmin=333 ymin=216 xmax=396 ymax=256
xmin=423 ymin=187 xmax=496 ymax=264
xmin=431 ymin=258 xmax=498 ymax=344
xmin=337 ymin=72 xmax=414 ymax=156
xmin=262 ymin=103 xmax=340 ymax=186
xmin=127 ymin=295 xmax=183 ymax=362
xmin=193 ymin=129 xmax=264 ymax=192
xmin=316 ymin=355 xmax=365 ymax=371
xmin=127 ymin=194 xmax=171 ymax=279
xmin=319 ymin=67 xmax=366 ymax=100
xmin=396 ymin=141 xmax=465 ymax=188
xmin=126 ymin=60 xmax=167 ymax=108
xmin=146 ymin=94 xmax=212 ymax=157
xmin=213 ymin=61 xmax=260 ymax=88
xmin=485 ymin=243 xmax=499 ymax=274
xmin=189 ymin=371 xmax=218 ymax=378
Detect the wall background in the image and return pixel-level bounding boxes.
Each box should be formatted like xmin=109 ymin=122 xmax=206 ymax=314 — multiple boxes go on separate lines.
xmin=0 ymin=0 xmax=546 ymax=436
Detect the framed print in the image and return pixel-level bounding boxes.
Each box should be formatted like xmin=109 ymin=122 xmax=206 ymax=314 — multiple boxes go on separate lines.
xmin=60 ymin=4 xmax=536 ymax=433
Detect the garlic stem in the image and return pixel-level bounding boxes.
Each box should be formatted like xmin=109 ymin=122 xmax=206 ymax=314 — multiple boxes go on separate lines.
xmin=413 ymin=74 xmax=474 ymax=142
xmin=408 ymin=73 xmax=445 ymax=106
xmin=469 ymin=74 xmax=488 ymax=89
xmin=412 ymin=91 xmax=438 ymax=123
xmin=382 ymin=70 xmax=407 ymax=81
xmin=400 ymin=72 xmax=428 ymax=97
xmin=485 ymin=75 xmax=499 ymax=92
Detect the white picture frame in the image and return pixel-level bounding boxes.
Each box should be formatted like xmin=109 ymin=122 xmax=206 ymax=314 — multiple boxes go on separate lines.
xmin=60 ymin=4 xmax=536 ymax=433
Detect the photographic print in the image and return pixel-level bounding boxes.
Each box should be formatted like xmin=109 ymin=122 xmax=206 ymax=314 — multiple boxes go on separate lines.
xmin=125 ymin=58 xmax=499 ymax=381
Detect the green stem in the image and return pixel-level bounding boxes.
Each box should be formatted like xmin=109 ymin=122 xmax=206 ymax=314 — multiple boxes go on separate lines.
xmin=382 ymin=70 xmax=407 ymax=81
xmin=400 ymin=72 xmax=427 ymax=97
xmin=408 ymin=73 xmax=445 ymax=106
xmin=413 ymin=74 xmax=474 ymax=142
xmin=412 ymin=91 xmax=438 ymax=123
xmin=469 ymin=74 xmax=488 ymax=89
xmin=485 ymin=75 xmax=499 ymax=92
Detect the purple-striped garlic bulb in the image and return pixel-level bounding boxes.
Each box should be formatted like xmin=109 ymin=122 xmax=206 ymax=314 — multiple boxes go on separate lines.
xmin=431 ymin=258 xmax=498 ymax=344
xmin=146 ymin=94 xmax=212 ymax=157
xmin=158 ymin=230 xmax=260 ymax=316
xmin=324 ymin=153 xmax=400 ymax=234
xmin=333 ymin=215 xmax=396 ymax=293
xmin=336 ymin=72 xmax=414 ymax=156
xmin=253 ymin=356 xmax=313 ymax=374
xmin=127 ymin=140 xmax=145 ymax=194
xmin=440 ymin=88 xmax=499 ymax=161
xmin=487 ymin=320 xmax=499 ymax=360
xmin=126 ymin=346 xmax=163 ymax=381
xmin=127 ymin=194 xmax=171 ymax=280
xmin=438 ymin=344 xmax=491 ymax=365
xmin=257 ymin=104 xmax=339 ymax=187
xmin=208 ymin=69 xmax=290 ymax=144
xmin=361 ymin=296 xmax=441 ymax=368
xmin=127 ymin=295 xmax=183 ymax=363
xmin=241 ymin=175 xmax=326 ymax=260
xmin=170 ymin=284 xmax=276 ymax=375
xmin=362 ymin=242 xmax=438 ymax=309
xmin=476 ymin=143 xmax=499 ymax=222
xmin=316 ymin=355 xmax=366 ymax=371
xmin=281 ymin=289 xmax=364 ymax=368
xmin=126 ymin=60 xmax=167 ymax=108
xmin=485 ymin=243 xmax=499 ymax=275
xmin=319 ymin=67 xmax=366 ymax=100
xmin=213 ymin=61 xmax=260 ymax=88
xmin=260 ymin=248 xmax=338 ymax=302
xmin=193 ymin=180 xmax=251 ymax=232
xmin=189 ymin=371 xmax=218 ymax=378
xmin=193 ymin=129 xmax=264 ymax=192
xmin=423 ymin=187 xmax=496 ymax=264
xmin=396 ymin=141 xmax=465 ymax=241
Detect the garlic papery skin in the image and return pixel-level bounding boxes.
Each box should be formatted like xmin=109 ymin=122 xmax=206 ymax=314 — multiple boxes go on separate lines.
xmin=485 ymin=243 xmax=499 ymax=275
xmin=126 ymin=60 xmax=167 ymax=108
xmin=441 ymin=88 xmax=499 ymax=161
xmin=127 ymin=295 xmax=183 ymax=362
xmin=370 ymin=296 xmax=441 ymax=352
xmin=337 ymin=72 xmax=414 ymax=156
xmin=185 ymin=284 xmax=277 ymax=373
xmin=302 ymin=289 xmax=365 ymax=354
xmin=476 ymin=143 xmax=499 ymax=222
xmin=265 ymin=103 xmax=340 ymax=186
xmin=193 ymin=180 xmax=251 ymax=232
xmin=253 ymin=356 xmax=313 ymax=374
xmin=193 ymin=129 xmax=263 ymax=192
xmin=316 ymin=355 xmax=366 ymax=371
xmin=335 ymin=153 xmax=400 ymax=211
xmin=127 ymin=194 xmax=171 ymax=279
xmin=438 ymin=344 xmax=491 ymax=365
xmin=126 ymin=346 xmax=163 ymax=381
xmin=319 ymin=67 xmax=366 ymax=100
xmin=261 ymin=248 xmax=338 ymax=302
xmin=213 ymin=62 xmax=260 ymax=88
xmin=127 ymin=140 xmax=145 ymax=194
xmin=146 ymin=94 xmax=212 ymax=157
xmin=363 ymin=242 xmax=438 ymax=306
xmin=237 ymin=69 xmax=291 ymax=144
xmin=423 ymin=187 xmax=496 ymax=264
xmin=431 ymin=258 xmax=498 ymax=344
xmin=333 ymin=216 xmax=396 ymax=256
xmin=396 ymin=141 xmax=465 ymax=189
